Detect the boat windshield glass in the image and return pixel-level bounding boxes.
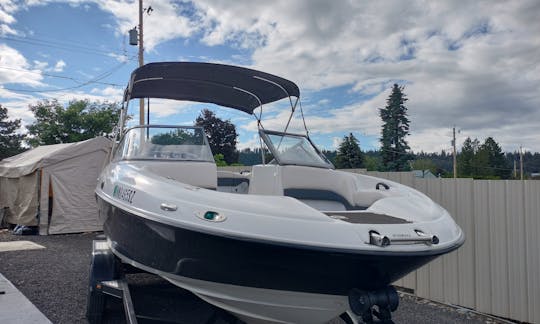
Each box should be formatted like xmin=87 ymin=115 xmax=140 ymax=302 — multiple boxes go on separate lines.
xmin=261 ymin=131 xmax=334 ymax=169
xmin=115 ymin=126 xmax=214 ymax=162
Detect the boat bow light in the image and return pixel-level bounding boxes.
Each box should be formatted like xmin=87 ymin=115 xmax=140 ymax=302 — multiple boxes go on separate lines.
xmin=195 ymin=211 xmax=227 ymax=222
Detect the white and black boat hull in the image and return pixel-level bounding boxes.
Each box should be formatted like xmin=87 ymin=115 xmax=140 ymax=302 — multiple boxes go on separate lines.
xmin=98 ymin=197 xmax=462 ymax=323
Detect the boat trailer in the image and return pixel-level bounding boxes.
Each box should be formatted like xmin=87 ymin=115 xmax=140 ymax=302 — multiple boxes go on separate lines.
xmin=86 ymin=239 xmax=400 ymax=324
xmin=85 ymin=239 xmax=241 ymax=324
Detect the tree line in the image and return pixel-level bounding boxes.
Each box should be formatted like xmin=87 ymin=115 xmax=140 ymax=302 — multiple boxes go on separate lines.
xmin=1 ymin=100 xmax=121 ymax=160
xmin=0 ymin=100 xmax=240 ymax=164
xmin=1 ymin=94 xmax=538 ymax=179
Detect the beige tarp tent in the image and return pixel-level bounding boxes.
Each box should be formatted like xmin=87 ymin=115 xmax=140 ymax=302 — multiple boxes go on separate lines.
xmin=0 ymin=137 xmax=112 ymax=235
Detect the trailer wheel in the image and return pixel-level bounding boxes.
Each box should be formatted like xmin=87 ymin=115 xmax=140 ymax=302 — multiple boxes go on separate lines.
xmin=86 ymin=240 xmax=120 ymax=324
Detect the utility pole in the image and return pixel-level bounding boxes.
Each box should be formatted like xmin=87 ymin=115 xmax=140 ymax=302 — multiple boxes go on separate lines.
xmin=520 ymin=145 xmax=524 ymax=180
xmin=513 ymin=159 xmax=517 ymax=179
xmin=452 ymin=126 xmax=457 ymax=178
xmin=138 ymin=0 xmax=145 ymax=126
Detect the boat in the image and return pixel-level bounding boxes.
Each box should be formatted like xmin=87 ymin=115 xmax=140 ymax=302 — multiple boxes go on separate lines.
xmin=95 ymin=62 xmax=464 ymax=324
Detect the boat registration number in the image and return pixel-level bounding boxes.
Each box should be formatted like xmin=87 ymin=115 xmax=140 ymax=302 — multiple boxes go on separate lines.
xmin=113 ymin=185 xmax=136 ymax=204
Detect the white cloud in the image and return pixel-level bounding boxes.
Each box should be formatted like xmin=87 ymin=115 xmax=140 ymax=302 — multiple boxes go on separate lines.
xmin=108 ymin=52 xmax=129 ymax=62
xmin=189 ymin=0 xmax=540 ymax=152
xmin=0 ymin=44 xmax=44 ymax=86
xmin=90 ymin=86 xmax=123 ymax=98
xmin=52 ymin=60 xmax=66 ymax=72
xmin=30 ymin=59 xmax=66 ymax=72
xmin=1 ymin=0 xmax=540 ymax=152
xmin=89 ymin=0 xmax=198 ymax=51
xmin=242 ymin=92 xmax=385 ymax=139
xmin=33 ymin=60 xmax=48 ymax=70
xmin=332 ymin=137 xmax=342 ymax=150
xmin=143 ymin=99 xmax=194 ymax=118
xmin=237 ymin=134 xmax=261 ymax=151
xmin=0 ymin=23 xmax=17 ymax=35
xmin=0 ymin=1 xmax=17 ymax=24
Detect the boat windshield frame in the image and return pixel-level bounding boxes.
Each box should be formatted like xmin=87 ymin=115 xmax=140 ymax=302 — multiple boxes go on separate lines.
xmin=259 ymin=130 xmax=334 ymax=169
xmin=112 ymin=125 xmax=214 ymax=163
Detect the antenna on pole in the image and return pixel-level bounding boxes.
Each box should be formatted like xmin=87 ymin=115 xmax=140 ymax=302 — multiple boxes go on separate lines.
xmin=128 ymin=2 xmax=154 ymax=125
xmin=138 ymin=0 xmax=144 ymax=125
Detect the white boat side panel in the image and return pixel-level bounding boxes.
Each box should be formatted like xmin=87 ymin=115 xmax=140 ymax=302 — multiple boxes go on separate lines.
xmin=248 ymin=165 xmax=283 ymax=195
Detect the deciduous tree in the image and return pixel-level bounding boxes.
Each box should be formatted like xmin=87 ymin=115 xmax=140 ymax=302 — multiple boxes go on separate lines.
xmin=27 ymin=99 xmax=120 ymax=146
xmin=195 ymin=109 xmax=238 ymax=164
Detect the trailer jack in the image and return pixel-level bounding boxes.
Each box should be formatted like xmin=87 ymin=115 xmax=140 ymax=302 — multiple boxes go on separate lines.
xmin=348 ymin=286 xmax=399 ymax=324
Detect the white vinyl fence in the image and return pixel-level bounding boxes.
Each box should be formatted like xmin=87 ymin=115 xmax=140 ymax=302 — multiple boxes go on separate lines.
xmin=219 ymin=167 xmax=540 ymax=323
xmin=366 ymin=172 xmax=540 ymax=324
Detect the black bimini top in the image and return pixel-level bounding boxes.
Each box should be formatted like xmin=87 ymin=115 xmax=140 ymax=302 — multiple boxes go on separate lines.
xmin=124 ymin=62 xmax=300 ymax=115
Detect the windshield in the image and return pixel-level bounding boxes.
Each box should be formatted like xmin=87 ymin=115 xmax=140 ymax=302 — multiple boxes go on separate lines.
xmin=261 ymin=130 xmax=334 ymax=168
xmin=114 ymin=126 xmax=214 ymax=162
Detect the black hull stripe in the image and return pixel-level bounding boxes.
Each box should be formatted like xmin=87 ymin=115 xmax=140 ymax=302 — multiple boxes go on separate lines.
xmin=99 ymin=198 xmax=461 ymax=295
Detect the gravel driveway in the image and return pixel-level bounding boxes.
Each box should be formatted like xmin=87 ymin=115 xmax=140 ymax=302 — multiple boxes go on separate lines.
xmin=0 ymin=231 xmax=503 ymax=324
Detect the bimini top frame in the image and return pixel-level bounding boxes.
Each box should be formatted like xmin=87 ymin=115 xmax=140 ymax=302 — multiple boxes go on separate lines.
xmin=119 ymin=62 xmax=305 ymax=163
xmin=123 ymin=62 xmax=299 ymax=113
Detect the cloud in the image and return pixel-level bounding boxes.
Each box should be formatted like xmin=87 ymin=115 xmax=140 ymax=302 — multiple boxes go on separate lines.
xmin=90 ymin=85 xmax=123 ymax=98
xmin=108 ymin=52 xmax=129 ymax=62
xmin=89 ymin=0 xmax=198 ymax=51
xmin=237 ymin=134 xmax=261 ymax=151
xmin=52 ymin=60 xmax=66 ymax=72
xmin=33 ymin=60 xmax=48 ymax=70
xmin=30 ymin=59 xmax=66 ymax=72
xmin=0 ymin=1 xmax=17 ymax=25
xmin=190 ymin=0 xmax=540 ymax=152
xmin=0 ymin=44 xmax=44 ymax=86
xmin=2 ymin=0 xmax=540 ymax=152
xmin=332 ymin=137 xmax=342 ymax=150
xmin=0 ymin=23 xmax=17 ymax=35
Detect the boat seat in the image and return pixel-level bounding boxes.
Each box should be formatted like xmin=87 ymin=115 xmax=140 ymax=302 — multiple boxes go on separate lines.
xmin=217 ymin=170 xmax=250 ymax=194
xmin=248 ymin=165 xmax=389 ymax=210
xmin=279 ymin=166 xmax=365 ymax=210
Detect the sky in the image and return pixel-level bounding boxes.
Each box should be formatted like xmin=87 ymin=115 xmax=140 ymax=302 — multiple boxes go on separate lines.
xmin=0 ymin=0 xmax=539 ymax=153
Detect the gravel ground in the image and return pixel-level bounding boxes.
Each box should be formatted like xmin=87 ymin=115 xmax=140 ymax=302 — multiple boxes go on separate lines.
xmin=0 ymin=230 xmax=506 ymax=324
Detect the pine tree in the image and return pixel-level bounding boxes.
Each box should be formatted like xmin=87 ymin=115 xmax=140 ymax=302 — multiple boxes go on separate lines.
xmin=379 ymin=84 xmax=410 ymax=171
xmin=334 ymin=133 xmax=364 ymax=169
xmin=478 ymin=137 xmax=510 ymax=179
xmin=458 ymin=136 xmax=510 ymax=179
xmin=0 ymin=105 xmax=24 ymax=160
xmin=457 ymin=137 xmax=479 ymax=177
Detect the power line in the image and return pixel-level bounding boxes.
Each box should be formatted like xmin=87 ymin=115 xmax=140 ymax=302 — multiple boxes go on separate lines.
xmin=24 ymin=31 xmax=127 ymax=54
xmin=1 ymin=60 xmax=130 ymax=93
xmin=0 ymin=66 xmax=124 ymax=87
xmin=0 ymin=35 xmax=133 ymax=59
